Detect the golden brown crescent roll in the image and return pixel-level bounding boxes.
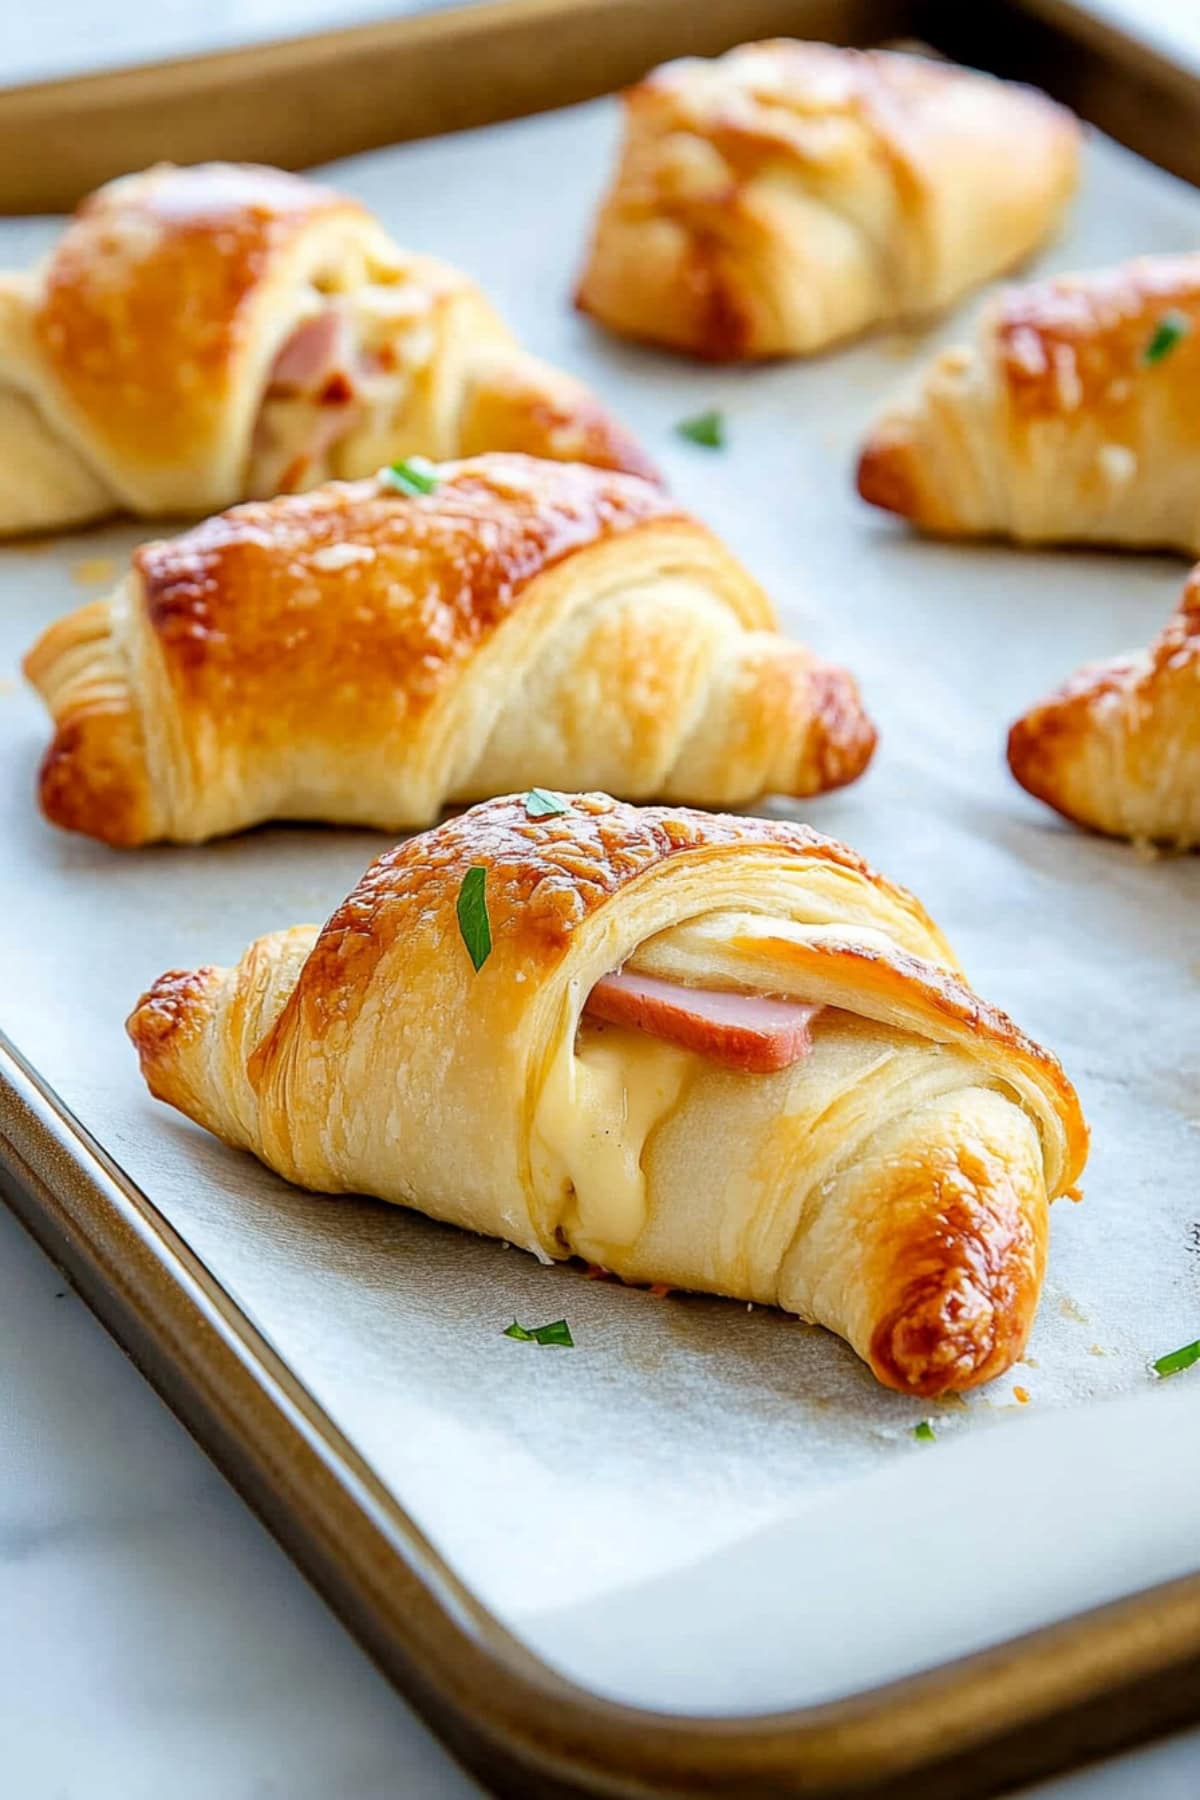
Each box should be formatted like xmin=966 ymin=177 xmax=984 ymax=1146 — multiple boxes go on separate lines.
xmin=127 ymin=792 xmax=1087 ymax=1397
xmin=574 ymin=40 xmax=1079 ymax=360
xmin=23 ymin=453 xmax=875 ymax=846
xmin=1009 ymin=566 xmax=1200 ymax=845
xmin=0 ymin=161 xmax=652 ymax=537
xmin=858 ymin=254 xmax=1200 ymax=550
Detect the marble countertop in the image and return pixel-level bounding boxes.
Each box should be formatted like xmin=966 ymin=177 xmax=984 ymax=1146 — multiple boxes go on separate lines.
xmin=2 ymin=1188 xmax=1198 ymax=1796
xmin=0 ymin=1203 xmax=479 ymax=1800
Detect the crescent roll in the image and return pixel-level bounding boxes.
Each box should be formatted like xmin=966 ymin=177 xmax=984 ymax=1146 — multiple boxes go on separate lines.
xmin=574 ymin=40 xmax=1079 ymax=360
xmin=127 ymin=792 xmax=1087 ymax=1397
xmin=858 ymin=254 xmax=1200 ymax=551
xmin=23 ymin=453 xmax=875 ymax=846
xmin=1009 ymin=566 xmax=1200 ymax=845
xmin=0 ymin=161 xmax=652 ymax=537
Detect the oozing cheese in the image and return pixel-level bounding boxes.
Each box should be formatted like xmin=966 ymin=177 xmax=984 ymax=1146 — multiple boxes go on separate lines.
xmin=532 ymin=1021 xmax=693 ymax=1257
xmin=248 ymin=286 xmax=425 ymax=499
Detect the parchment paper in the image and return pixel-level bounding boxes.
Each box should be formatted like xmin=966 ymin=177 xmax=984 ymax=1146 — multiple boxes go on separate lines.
xmin=1 ymin=99 xmax=1199 ymax=1715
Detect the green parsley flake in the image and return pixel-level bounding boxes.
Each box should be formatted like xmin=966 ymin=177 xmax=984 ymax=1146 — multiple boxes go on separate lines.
xmin=380 ymin=455 xmax=439 ymax=495
xmin=1142 ymin=311 xmax=1190 ymax=366
xmin=524 ymin=788 xmax=569 ymax=818
xmin=456 ymin=865 xmax=492 ymax=972
xmin=675 ymin=410 xmax=726 ymax=449
xmin=503 ymin=1318 xmax=574 ymax=1347
xmin=1153 ymin=1338 xmax=1200 ymax=1378
xmin=912 ymin=1420 xmax=936 ymax=1443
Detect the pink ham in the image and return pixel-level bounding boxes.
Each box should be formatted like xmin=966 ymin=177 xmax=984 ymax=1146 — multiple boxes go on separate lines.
xmin=584 ymin=970 xmax=821 ymax=1073
xmin=268 ymin=308 xmax=356 ymax=396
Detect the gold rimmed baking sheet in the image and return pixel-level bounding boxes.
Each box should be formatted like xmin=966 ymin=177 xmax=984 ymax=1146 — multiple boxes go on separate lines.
xmin=2 ymin=3 xmax=1200 ymax=1793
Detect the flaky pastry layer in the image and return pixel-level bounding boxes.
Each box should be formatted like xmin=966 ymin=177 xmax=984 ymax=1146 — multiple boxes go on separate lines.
xmin=24 ymin=454 xmax=875 ymax=844
xmin=859 ymin=253 xmax=1200 ymax=551
xmin=0 ymin=162 xmax=651 ymax=534
xmin=1009 ymin=564 xmax=1200 ymax=844
xmin=576 ymin=40 xmax=1078 ymax=359
xmin=127 ymin=792 xmax=1087 ymax=1397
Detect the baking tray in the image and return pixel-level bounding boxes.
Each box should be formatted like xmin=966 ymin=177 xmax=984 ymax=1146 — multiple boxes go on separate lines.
xmin=6 ymin=0 xmax=1200 ymax=212
xmin=3 ymin=2 xmax=1200 ymax=1794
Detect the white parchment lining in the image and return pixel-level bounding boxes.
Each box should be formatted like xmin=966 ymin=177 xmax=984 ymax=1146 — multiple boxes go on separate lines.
xmin=0 ymin=100 xmax=1197 ymax=1715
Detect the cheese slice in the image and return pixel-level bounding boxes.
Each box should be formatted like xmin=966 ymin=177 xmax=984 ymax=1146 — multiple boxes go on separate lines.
xmin=532 ymin=1015 xmax=693 ymax=1254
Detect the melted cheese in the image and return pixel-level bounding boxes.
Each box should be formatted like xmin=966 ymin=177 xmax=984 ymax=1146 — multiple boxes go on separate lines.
xmin=532 ymin=1021 xmax=693 ymax=1256
xmin=247 ymin=286 xmax=421 ymax=497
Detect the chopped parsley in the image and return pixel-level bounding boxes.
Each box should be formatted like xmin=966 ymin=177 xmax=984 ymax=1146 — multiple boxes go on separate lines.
xmin=503 ymin=1318 xmax=574 ymax=1347
xmin=380 ymin=455 xmax=439 ymax=495
xmin=456 ymin=866 xmax=492 ymax=972
xmin=523 ymin=788 xmax=569 ymax=818
xmin=912 ymin=1420 xmax=936 ymax=1443
xmin=675 ymin=409 xmax=726 ymax=449
xmin=1152 ymin=1338 xmax=1200 ymax=1378
xmin=1142 ymin=311 xmax=1190 ymax=366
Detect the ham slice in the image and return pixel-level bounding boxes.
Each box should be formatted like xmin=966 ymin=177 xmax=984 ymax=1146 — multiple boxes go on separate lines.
xmin=584 ymin=970 xmax=821 ymax=1073
xmin=268 ymin=308 xmax=356 ymax=396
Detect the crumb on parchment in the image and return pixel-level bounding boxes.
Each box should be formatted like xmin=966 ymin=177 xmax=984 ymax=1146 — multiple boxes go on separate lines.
xmin=70 ymin=557 xmax=116 ymax=587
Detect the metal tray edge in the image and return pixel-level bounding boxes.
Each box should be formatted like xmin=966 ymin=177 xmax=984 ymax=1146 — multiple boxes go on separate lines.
xmin=5 ymin=1028 xmax=1200 ymax=1800
xmin=0 ymin=0 xmax=908 ymax=214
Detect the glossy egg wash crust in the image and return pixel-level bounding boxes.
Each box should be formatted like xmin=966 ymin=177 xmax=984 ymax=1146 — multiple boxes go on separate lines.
xmin=127 ymin=792 xmax=1087 ymax=1398
xmin=858 ymin=251 xmax=1200 ymax=552
xmin=0 ymin=159 xmax=651 ymax=537
xmin=1008 ymin=560 xmax=1200 ymax=845
xmin=575 ymin=39 xmax=1078 ymax=360
xmin=23 ymin=454 xmax=875 ymax=846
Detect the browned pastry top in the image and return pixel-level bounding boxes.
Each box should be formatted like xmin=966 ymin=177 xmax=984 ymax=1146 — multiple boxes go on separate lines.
xmin=124 ymin=788 xmax=1088 ymax=1400
xmin=35 ymin=162 xmax=364 ymax=471
xmin=1007 ymin=565 xmax=1200 ymax=835
xmin=994 ymin=254 xmax=1200 ymax=421
xmin=301 ymin=793 xmax=880 ymax=983
xmin=579 ymin=39 xmax=1077 ymax=362
xmin=136 ymin=453 xmax=681 ymax=710
xmin=250 ymin=791 xmax=1085 ymax=1165
xmin=629 ymin=40 xmax=1068 ymax=185
xmin=868 ymin=1133 xmax=1039 ymax=1393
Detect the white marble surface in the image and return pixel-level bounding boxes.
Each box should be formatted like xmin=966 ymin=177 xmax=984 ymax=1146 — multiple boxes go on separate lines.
xmin=3 ymin=0 xmax=466 ymax=89
xmin=0 ymin=1202 xmax=480 ymax=1800
xmin=2 ymin=1195 xmax=1199 ymax=1800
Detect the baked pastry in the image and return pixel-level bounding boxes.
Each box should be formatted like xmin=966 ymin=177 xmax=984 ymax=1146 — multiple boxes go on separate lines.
xmin=23 ymin=453 xmax=875 ymax=846
xmin=1009 ymin=566 xmax=1200 ymax=844
xmin=575 ymin=40 xmax=1079 ymax=360
xmin=858 ymin=254 xmax=1200 ymax=551
xmin=0 ymin=161 xmax=652 ymax=537
xmin=127 ymin=792 xmax=1087 ymax=1397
